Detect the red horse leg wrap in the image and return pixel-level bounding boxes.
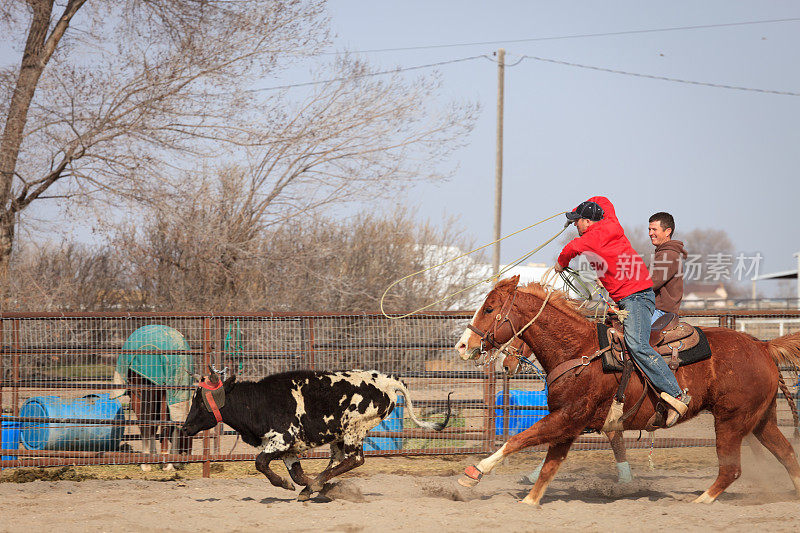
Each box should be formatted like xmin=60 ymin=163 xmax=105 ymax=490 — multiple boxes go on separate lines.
xmin=464 ymin=465 xmax=484 ymax=481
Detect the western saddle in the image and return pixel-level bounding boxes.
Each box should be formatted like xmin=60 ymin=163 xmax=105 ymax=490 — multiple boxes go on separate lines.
xmin=603 ymin=311 xmax=701 ymax=373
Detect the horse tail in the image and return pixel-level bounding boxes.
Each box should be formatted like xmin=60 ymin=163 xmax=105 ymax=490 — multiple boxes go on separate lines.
xmin=766 ymin=332 xmax=800 ymax=439
xmin=777 ymin=373 xmax=800 ymax=440
xmin=766 ymin=331 xmax=800 ymax=367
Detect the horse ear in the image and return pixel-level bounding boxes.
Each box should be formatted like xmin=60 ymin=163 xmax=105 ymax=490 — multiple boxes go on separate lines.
xmin=495 ymin=275 xmax=520 ymax=291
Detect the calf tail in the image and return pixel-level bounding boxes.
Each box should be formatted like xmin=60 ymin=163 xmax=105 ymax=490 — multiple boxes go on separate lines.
xmin=393 ymin=381 xmax=452 ymax=431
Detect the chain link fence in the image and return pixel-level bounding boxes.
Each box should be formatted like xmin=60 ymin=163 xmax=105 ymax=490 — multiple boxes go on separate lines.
xmin=1 ymin=310 xmax=798 ymax=474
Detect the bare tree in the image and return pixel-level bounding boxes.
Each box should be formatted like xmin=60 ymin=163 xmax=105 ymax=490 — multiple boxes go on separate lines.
xmin=112 ymin=178 xmax=477 ymax=312
xmin=6 ymin=241 xmax=127 ymax=311
xmin=0 ymin=0 xmax=330 ymax=300
xmin=0 ymin=1 xmax=476 ymax=310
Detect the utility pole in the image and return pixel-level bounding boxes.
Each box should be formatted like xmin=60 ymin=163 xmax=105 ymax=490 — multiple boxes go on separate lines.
xmin=795 ymin=251 xmax=800 ymax=309
xmin=493 ymin=48 xmax=505 ymax=279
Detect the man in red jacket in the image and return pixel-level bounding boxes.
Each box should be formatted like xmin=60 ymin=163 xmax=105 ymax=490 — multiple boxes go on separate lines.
xmin=555 ymin=197 xmax=690 ymax=427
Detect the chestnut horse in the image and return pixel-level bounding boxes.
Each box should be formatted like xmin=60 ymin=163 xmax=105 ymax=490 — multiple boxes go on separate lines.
xmin=455 ymin=275 xmax=800 ymax=506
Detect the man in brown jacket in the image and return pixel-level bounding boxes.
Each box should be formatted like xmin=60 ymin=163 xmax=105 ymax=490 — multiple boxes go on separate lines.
xmin=648 ymin=212 xmax=688 ymax=323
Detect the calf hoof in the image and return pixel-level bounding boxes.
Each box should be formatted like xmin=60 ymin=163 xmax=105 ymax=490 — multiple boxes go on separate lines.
xmin=297 ymin=487 xmax=313 ymax=501
xmin=140 ymin=464 xmax=152 ymax=472
xmin=280 ymin=479 xmax=296 ymax=491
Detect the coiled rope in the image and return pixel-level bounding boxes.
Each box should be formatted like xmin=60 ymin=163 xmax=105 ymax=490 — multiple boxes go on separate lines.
xmin=380 ymin=211 xmax=568 ymax=319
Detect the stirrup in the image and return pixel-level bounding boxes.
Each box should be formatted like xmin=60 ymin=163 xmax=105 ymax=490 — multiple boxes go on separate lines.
xmin=660 ymin=392 xmax=690 ymax=416
xmin=661 ymin=391 xmax=691 ymax=428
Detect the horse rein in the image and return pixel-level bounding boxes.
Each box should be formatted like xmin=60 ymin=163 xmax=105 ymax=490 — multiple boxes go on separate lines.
xmin=467 ymin=284 xmax=554 ymax=369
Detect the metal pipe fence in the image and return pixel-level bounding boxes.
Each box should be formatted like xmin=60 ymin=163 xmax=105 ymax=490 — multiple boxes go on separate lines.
xmin=1 ymin=310 xmax=798 ymax=475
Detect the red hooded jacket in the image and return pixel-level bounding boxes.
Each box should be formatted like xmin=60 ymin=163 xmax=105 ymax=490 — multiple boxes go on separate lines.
xmin=557 ymin=196 xmax=652 ymax=302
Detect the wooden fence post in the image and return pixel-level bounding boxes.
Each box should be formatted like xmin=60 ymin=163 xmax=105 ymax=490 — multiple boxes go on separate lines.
xmin=12 ymin=319 xmax=20 ymax=417
xmin=202 ymin=316 xmax=211 ymax=478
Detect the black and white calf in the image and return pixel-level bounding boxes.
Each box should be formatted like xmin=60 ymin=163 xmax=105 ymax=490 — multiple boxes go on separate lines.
xmin=183 ymin=368 xmax=451 ymax=500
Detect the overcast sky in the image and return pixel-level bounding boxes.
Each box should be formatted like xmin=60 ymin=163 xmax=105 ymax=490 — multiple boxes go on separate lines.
xmin=323 ymin=1 xmax=800 ymax=288
xmin=2 ymin=1 xmax=799 ymax=294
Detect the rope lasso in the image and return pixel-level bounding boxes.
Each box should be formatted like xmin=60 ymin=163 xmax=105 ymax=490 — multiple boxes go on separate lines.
xmin=559 ymin=266 xmax=629 ymax=322
xmin=380 ymin=211 xmax=568 ymax=319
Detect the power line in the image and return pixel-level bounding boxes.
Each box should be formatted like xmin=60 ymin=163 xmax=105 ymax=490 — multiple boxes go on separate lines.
xmin=516 ymin=55 xmax=800 ymax=96
xmin=321 ymin=17 xmax=800 ymax=55
xmin=246 ymin=50 xmax=798 ymax=97
xmin=244 ymin=51 xmax=798 ymax=97
xmin=244 ymin=54 xmax=492 ymax=93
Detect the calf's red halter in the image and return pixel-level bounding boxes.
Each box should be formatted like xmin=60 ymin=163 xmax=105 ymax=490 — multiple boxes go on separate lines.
xmin=198 ymin=378 xmax=225 ymax=423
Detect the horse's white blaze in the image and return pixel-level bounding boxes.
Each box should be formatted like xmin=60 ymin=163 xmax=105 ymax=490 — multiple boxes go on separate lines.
xmin=455 ymin=308 xmax=481 ymax=360
xmin=475 ymin=443 xmax=508 ymax=474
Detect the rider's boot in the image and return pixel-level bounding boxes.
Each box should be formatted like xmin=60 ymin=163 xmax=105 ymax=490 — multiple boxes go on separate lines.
xmin=661 ymin=390 xmax=691 ymax=428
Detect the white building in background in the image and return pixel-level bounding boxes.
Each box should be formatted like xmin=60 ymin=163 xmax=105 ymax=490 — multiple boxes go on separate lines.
xmin=750 ymin=251 xmax=800 ymax=309
xmin=418 ymin=244 xmax=565 ymax=309
xmin=683 ymin=283 xmax=729 ymax=309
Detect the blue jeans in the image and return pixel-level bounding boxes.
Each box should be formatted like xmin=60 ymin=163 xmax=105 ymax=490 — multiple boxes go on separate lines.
xmin=618 ymin=289 xmax=682 ymax=397
xmin=651 ymin=308 xmax=666 ymax=325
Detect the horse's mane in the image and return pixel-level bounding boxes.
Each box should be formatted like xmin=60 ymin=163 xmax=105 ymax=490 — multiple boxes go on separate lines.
xmin=517 ymin=282 xmax=587 ymax=320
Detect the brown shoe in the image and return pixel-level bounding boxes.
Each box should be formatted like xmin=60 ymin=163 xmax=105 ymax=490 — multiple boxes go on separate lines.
xmin=661 ymin=392 xmax=691 ymax=428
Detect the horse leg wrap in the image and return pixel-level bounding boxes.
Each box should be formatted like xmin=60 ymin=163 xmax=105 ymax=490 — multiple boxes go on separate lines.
xmin=458 ymin=465 xmax=484 ymax=487
xmin=602 ymin=399 xmax=624 ymax=432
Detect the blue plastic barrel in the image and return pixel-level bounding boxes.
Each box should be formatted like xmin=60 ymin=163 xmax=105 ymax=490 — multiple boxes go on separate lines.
xmin=20 ymin=393 xmax=125 ymax=451
xmin=364 ymin=399 xmax=404 ymax=451
xmin=495 ymin=389 xmax=549 ymax=436
xmin=1 ymin=415 xmax=21 ymax=466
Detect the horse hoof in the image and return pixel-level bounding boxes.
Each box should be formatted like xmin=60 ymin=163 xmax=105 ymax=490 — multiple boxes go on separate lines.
xmin=692 ymin=491 xmax=716 ymax=504
xmin=163 ymin=463 xmax=175 ymax=471
xmin=458 ymin=475 xmax=480 ymax=488
xmin=297 ymin=488 xmax=313 ymax=501
xmin=459 ymin=465 xmax=483 ymax=487
xmin=520 ymin=496 xmax=541 ymax=507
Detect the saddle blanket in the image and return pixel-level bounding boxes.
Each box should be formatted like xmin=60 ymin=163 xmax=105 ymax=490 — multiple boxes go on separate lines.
xmin=597 ymin=322 xmax=711 ymax=374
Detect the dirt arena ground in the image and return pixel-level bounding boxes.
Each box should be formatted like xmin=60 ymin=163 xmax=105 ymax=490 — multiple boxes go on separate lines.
xmin=1 ymin=445 xmax=799 ymax=533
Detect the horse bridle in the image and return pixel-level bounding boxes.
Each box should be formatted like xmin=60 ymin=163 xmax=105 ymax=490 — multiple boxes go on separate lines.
xmin=466 ymin=290 xmax=521 ymax=366
xmin=466 ymin=284 xmax=554 ymax=373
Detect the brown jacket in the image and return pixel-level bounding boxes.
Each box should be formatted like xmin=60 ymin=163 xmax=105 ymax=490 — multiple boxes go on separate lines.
xmin=650 ymin=239 xmax=688 ymax=314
